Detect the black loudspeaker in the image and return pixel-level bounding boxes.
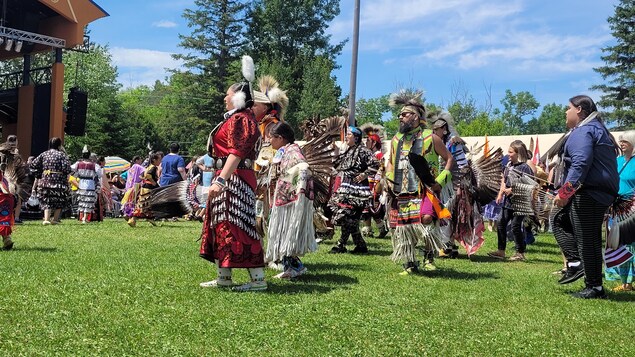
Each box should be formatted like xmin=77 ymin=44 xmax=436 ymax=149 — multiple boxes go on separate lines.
xmin=64 ymin=87 xmax=88 ymax=136
xmin=32 ymin=83 xmax=51 ymax=156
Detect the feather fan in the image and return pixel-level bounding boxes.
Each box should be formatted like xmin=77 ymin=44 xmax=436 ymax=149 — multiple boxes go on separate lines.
xmin=611 ymin=196 xmax=635 ymax=246
xmin=471 ymin=147 xmax=503 ymax=205
xmin=0 ymin=143 xmax=30 ymax=199
xmin=146 ymin=181 xmax=193 ymax=219
xmin=301 ymin=116 xmax=347 ymax=208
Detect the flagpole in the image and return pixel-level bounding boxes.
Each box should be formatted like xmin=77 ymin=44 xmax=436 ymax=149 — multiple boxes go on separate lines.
xmin=348 ymin=0 xmax=361 ymax=126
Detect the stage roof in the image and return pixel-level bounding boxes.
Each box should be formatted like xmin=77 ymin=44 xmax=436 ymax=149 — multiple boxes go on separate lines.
xmin=0 ymin=0 xmax=108 ymax=60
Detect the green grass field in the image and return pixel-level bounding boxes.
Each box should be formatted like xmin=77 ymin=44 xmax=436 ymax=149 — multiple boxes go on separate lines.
xmin=1 ymin=219 xmax=633 ymax=356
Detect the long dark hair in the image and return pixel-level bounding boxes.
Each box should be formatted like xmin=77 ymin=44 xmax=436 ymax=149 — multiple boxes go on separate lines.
xmin=509 ymin=140 xmax=530 ymax=163
xmin=569 ymin=95 xmax=598 ymax=119
xmin=569 ymin=95 xmax=619 ymax=154
xmin=270 ymin=121 xmax=295 ymax=144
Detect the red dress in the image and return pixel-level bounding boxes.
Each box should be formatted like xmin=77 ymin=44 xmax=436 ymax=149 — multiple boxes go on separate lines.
xmin=0 ymin=174 xmax=14 ymax=237
xmin=200 ymin=109 xmax=264 ymax=268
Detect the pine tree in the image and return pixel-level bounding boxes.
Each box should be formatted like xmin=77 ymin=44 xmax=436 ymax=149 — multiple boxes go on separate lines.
xmin=297 ymin=55 xmax=341 ymax=121
xmin=173 ymin=0 xmax=250 ymax=122
xmin=246 ymin=0 xmax=344 ymax=130
xmin=591 ymin=0 xmax=635 ymax=127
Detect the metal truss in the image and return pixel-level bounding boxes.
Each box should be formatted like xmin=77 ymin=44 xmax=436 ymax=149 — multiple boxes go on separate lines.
xmin=0 ymin=26 xmax=66 ymax=48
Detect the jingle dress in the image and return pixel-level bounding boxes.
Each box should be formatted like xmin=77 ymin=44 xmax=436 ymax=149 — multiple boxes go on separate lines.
xmin=200 ymin=109 xmax=264 ymax=268
xmin=71 ymin=159 xmax=100 ymax=215
xmin=31 ymin=149 xmax=71 ymax=210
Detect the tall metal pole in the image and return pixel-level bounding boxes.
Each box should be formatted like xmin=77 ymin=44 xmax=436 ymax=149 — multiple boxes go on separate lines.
xmin=348 ymin=0 xmax=360 ymax=126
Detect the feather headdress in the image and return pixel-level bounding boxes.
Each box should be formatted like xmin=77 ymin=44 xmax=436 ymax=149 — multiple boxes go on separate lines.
xmin=389 ymin=89 xmax=426 ymax=121
xmin=360 ymin=123 xmax=383 ymax=137
xmin=257 ymin=75 xmax=289 ymax=120
xmin=427 ymin=110 xmax=456 ymax=129
xmin=360 ymin=123 xmax=384 ymax=144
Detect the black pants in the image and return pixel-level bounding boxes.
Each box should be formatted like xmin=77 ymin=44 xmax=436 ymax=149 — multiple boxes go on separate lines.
xmin=497 ymin=208 xmax=526 ymax=253
xmin=552 ymin=191 xmax=608 ymax=288
xmin=338 ymin=221 xmax=366 ymax=248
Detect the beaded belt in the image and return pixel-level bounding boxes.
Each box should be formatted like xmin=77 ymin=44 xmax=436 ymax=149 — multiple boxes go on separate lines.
xmin=213 ymin=157 xmax=253 ymax=170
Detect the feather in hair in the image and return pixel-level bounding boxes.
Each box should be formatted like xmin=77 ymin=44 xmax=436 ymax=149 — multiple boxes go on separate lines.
xmin=437 ymin=112 xmax=456 ymax=128
xmin=529 ymin=137 xmax=535 ymax=154
xmin=241 ymin=56 xmax=255 ymax=82
xmin=231 ymin=91 xmax=247 ymax=110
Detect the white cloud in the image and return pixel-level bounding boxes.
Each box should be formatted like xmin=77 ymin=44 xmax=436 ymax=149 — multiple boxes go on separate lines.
xmin=361 ymin=0 xmax=476 ymax=27
xmin=333 ymin=0 xmax=613 ymax=76
xmin=454 ymin=32 xmax=611 ymax=71
xmin=419 ymin=37 xmax=472 ymax=60
xmin=111 ymin=47 xmax=182 ymax=69
xmin=110 ymin=47 xmax=184 ymax=87
xmin=152 ymin=20 xmax=178 ymax=28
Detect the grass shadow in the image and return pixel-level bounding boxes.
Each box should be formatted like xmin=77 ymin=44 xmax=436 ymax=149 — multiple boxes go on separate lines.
xmin=561 ymin=288 xmax=635 ymax=303
xmin=466 ymin=255 xmax=505 ymax=263
xmin=608 ymin=293 xmax=635 ymax=303
xmin=264 ymin=273 xmax=359 ymax=295
xmin=13 ymin=247 xmax=58 ymax=253
xmin=531 ymin=240 xmax=560 ymax=248
xmin=359 ymin=249 xmax=392 ymax=257
xmin=308 ymin=262 xmax=367 ymax=272
xmin=465 ymin=254 xmax=556 ymax=264
xmin=423 ymin=267 xmax=500 ymax=280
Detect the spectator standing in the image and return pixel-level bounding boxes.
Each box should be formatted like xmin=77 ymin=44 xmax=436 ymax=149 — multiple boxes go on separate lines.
xmin=159 ymin=143 xmax=186 ymax=186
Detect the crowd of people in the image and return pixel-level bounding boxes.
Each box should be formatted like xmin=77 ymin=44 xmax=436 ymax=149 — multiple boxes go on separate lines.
xmin=1 ymin=57 xmax=633 ymax=299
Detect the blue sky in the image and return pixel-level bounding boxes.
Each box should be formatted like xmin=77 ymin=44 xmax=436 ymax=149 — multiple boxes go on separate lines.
xmin=88 ymin=0 xmax=619 ymax=111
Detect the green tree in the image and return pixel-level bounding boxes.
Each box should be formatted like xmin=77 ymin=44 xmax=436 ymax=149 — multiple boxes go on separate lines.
xmin=456 ymin=112 xmax=505 ymax=137
xmin=591 ymin=0 xmax=635 ymax=127
xmin=117 ymin=85 xmax=165 ymax=156
xmin=246 ymin=0 xmax=345 ymax=128
xmin=144 ymin=78 xmax=213 ymax=156
xmin=500 ymin=90 xmax=540 ymax=134
xmin=63 ymin=45 xmax=128 ymax=159
xmin=354 ymin=95 xmax=391 ymax=126
xmin=524 ymin=103 xmax=567 ymax=134
xmin=173 ymin=0 xmax=250 ymax=122
xmin=297 ymin=56 xmax=341 ymax=123
xmin=447 ymin=99 xmax=478 ymax=125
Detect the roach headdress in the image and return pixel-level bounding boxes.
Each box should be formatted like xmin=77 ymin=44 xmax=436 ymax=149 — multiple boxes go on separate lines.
xmin=389 ymin=89 xmax=426 ymax=123
xmin=254 ymin=75 xmax=289 ymax=120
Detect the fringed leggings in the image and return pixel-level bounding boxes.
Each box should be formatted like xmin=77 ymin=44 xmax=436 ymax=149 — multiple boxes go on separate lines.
xmin=337 ymin=220 xmax=367 ymax=248
xmin=553 ymin=190 xmax=608 ymax=288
